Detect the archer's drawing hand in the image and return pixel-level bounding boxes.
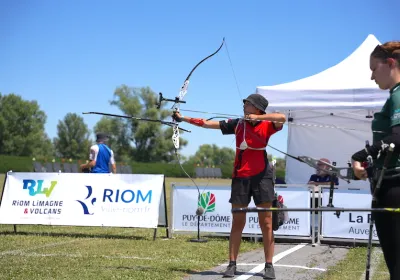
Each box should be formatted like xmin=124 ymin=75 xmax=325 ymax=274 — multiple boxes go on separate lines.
xmin=172 ymin=111 xmax=183 ymax=122
xmin=352 ymin=162 xmax=367 ymax=180
xmin=244 ymin=114 xmax=256 ymax=120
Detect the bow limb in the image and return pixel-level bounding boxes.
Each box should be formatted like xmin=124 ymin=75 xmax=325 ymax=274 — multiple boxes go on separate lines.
xmin=176 ymin=37 xmax=225 ymax=106
xmin=82 ymin=112 xmax=191 ymax=132
xmin=168 ymin=38 xmax=225 ymax=209
xmin=171 ymin=38 xmax=225 ymax=151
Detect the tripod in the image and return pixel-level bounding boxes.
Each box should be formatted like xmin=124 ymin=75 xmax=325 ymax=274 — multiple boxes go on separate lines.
xmin=190 ymin=194 xmax=208 ymax=243
xmin=325 ymin=161 xmax=341 ymax=218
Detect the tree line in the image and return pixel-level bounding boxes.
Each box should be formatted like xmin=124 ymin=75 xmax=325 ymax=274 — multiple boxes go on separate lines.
xmin=0 ymin=85 xmax=286 ymax=170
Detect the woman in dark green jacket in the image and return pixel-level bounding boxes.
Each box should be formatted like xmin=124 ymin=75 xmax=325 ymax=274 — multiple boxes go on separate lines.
xmin=352 ymin=41 xmax=400 ymax=280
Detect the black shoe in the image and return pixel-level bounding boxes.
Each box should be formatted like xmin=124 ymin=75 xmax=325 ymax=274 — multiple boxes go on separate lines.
xmin=264 ymin=263 xmax=276 ymax=279
xmin=223 ymin=264 xmax=237 ymax=277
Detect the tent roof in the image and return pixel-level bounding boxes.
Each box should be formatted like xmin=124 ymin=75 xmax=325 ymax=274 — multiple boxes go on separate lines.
xmin=256 ymin=34 xmax=387 ymax=110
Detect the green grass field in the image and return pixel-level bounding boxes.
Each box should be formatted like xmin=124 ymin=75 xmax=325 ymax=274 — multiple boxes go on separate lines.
xmin=0 ymin=174 xmax=390 ymax=279
xmin=316 ymin=247 xmax=389 ymax=280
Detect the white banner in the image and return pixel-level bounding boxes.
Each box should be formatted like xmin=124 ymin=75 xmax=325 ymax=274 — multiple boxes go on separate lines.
xmin=321 ymin=188 xmax=377 ymax=240
xmin=171 ymin=185 xmax=311 ymax=237
xmin=248 ymin=187 xmax=311 ymax=236
xmin=0 ymin=172 xmax=165 ymax=229
xmin=158 ymin=182 xmax=167 ymax=227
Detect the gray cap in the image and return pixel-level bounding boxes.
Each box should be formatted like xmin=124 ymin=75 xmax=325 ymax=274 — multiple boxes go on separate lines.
xmin=96 ymin=132 xmax=109 ymax=142
xmin=243 ymin=93 xmax=268 ymax=114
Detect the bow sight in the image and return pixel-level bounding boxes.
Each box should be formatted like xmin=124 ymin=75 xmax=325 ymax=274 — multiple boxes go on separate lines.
xmin=156 ymin=92 xmax=186 ymax=110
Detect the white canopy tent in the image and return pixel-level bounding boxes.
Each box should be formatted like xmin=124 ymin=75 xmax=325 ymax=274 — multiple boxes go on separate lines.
xmin=256 ymin=34 xmax=387 ymax=189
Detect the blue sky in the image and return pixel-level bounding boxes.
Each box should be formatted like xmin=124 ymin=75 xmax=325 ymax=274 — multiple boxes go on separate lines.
xmin=1 ymin=0 xmax=398 ymax=159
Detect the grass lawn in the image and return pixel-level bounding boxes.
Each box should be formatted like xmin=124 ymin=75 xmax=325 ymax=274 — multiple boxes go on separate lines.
xmin=316 ymin=247 xmax=389 ymax=280
xmin=0 ymin=173 xmax=390 ymax=279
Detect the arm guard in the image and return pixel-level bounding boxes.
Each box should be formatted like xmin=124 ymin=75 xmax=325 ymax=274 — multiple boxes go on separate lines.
xmin=189 ymin=118 xmax=205 ymax=127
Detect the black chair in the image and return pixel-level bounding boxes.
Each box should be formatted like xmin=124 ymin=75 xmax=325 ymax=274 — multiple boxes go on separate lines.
xmin=116 ymin=165 xmax=123 ymax=174
xmin=124 ymin=165 xmax=132 ymax=174
xmin=119 ymin=165 xmax=126 ymax=174
xmin=44 ymin=162 xmax=53 ymax=172
xmin=53 ymin=162 xmax=62 ymax=172
xmin=71 ymin=163 xmax=79 ymax=173
xmin=214 ymin=168 xmax=222 ymax=178
xmin=195 ymin=167 xmax=205 ymax=178
xmin=63 ymin=163 xmax=72 ymax=173
xmin=33 ymin=162 xmax=44 ymax=172
xmin=204 ymin=167 xmax=213 ymax=178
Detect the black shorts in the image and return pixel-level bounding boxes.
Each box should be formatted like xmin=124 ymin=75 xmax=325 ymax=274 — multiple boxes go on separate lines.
xmin=229 ymin=174 xmax=275 ymax=206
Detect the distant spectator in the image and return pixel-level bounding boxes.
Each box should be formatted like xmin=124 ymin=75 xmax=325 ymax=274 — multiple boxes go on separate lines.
xmin=308 ymin=158 xmax=338 ymax=186
xmin=269 ymin=157 xmax=285 ymax=185
xmin=275 ymin=177 xmax=286 ymax=184
xmin=80 ymin=133 xmax=116 ymax=174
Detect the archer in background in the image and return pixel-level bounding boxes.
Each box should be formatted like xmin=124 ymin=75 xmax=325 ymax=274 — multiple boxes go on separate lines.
xmin=307 ymin=158 xmax=339 ymax=186
xmin=172 ymin=93 xmax=286 ymax=279
xmin=307 ymin=158 xmax=338 ymax=217
xmin=80 ymin=132 xmax=117 ymax=174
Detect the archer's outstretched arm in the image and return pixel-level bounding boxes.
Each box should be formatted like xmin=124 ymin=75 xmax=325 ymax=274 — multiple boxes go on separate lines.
xmin=246 ymin=112 xmax=286 ymax=129
xmin=172 ymin=111 xmax=220 ymax=129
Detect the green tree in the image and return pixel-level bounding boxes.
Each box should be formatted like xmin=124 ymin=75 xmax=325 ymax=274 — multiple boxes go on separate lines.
xmin=0 ymin=93 xmax=53 ymax=157
xmin=53 ymin=113 xmax=91 ymax=159
xmin=187 ymin=144 xmax=235 ymax=167
xmin=32 ymin=133 xmax=54 ymax=158
xmin=108 ymin=85 xmax=188 ymax=162
xmin=268 ymin=154 xmax=286 ymax=170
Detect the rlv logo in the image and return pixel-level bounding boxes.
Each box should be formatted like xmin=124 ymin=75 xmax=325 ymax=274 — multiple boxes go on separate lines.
xmin=23 ymin=180 xmax=57 ymax=197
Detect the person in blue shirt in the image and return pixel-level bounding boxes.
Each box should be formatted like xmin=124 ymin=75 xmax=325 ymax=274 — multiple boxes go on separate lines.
xmin=80 ymin=133 xmax=116 ymax=174
xmin=308 ymin=158 xmax=339 ymax=186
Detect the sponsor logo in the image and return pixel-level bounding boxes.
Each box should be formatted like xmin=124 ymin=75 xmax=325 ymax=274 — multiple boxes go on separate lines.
xmin=198 ymin=192 xmax=215 ymax=213
xmin=76 ymin=186 xmax=152 ymax=215
xmin=76 ymin=185 xmax=97 ymax=215
xmin=23 ymin=179 xmax=57 ymax=197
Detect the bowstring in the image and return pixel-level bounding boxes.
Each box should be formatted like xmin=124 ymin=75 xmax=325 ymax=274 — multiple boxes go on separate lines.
xmin=222 ymin=38 xmax=246 ymax=155
xmin=224 ymin=39 xmax=243 ymax=102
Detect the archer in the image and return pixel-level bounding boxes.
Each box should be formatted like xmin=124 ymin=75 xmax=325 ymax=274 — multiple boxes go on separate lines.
xmin=172 ymin=93 xmax=286 ymax=279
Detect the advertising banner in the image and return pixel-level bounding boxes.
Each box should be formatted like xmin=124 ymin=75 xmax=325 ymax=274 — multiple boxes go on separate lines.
xmin=0 ymin=172 xmax=165 ymax=229
xmin=321 ymin=188 xmax=377 ymax=241
xmin=172 ymin=185 xmax=311 ymax=236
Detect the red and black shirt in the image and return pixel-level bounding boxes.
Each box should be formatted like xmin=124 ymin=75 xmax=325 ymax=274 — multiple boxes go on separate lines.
xmin=219 ymin=118 xmax=282 ymax=178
